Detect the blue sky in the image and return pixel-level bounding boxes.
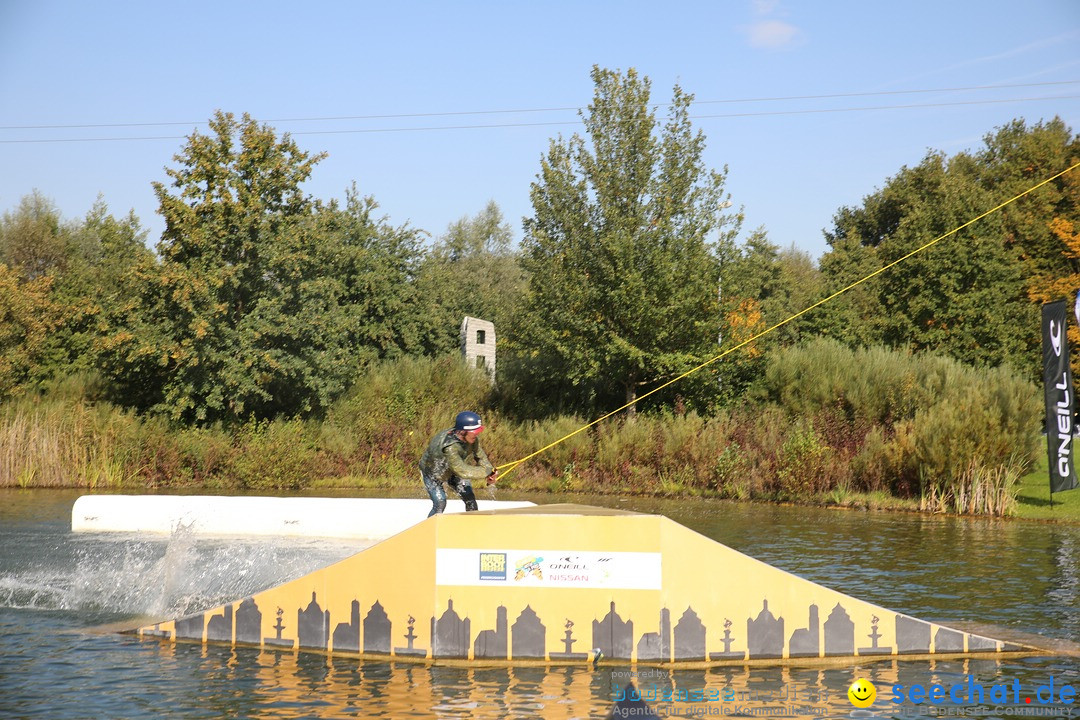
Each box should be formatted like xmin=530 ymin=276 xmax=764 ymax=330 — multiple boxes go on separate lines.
xmin=1 ymin=1 xmax=1078 ymax=259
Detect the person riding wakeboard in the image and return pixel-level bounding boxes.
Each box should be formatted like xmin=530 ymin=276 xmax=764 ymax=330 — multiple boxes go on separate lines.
xmin=418 ymin=411 xmax=497 ymax=517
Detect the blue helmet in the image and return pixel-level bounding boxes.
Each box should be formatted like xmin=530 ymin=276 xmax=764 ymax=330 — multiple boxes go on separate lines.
xmin=454 ymin=411 xmax=484 ymax=433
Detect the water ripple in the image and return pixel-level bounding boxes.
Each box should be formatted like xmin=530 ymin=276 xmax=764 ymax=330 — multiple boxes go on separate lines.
xmin=2 ymin=489 xmax=1079 ymax=719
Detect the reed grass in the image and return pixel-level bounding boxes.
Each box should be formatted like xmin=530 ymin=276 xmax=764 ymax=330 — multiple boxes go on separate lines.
xmin=920 ymin=459 xmax=1023 ymax=516
xmin=0 ymin=397 xmax=139 ymax=488
xmin=0 ymin=346 xmax=1047 ymax=517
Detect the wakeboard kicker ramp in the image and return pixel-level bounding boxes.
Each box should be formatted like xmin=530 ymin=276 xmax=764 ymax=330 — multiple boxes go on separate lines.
xmin=133 ymin=503 xmax=1043 ymax=666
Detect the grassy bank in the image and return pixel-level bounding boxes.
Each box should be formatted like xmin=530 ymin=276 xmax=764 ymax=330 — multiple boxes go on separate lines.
xmin=0 ymin=349 xmax=1057 ymax=519
xmin=1014 ymin=442 xmax=1080 ymax=522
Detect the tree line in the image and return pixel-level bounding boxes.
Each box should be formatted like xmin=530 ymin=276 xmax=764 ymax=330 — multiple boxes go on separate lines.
xmin=1 ymin=66 xmax=1078 ymax=429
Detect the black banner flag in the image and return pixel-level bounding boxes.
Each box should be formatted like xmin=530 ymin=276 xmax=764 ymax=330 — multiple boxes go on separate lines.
xmin=1042 ymin=300 xmax=1079 ymax=494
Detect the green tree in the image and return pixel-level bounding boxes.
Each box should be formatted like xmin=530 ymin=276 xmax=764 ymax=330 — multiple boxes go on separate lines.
xmin=976 ymin=117 xmax=1079 ymax=283
xmin=721 ymin=230 xmax=820 ymax=347
xmin=0 ymin=264 xmax=58 ymax=399
xmin=0 ymin=191 xmax=68 ymax=280
xmin=515 ymin=66 xmax=737 ymax=415
xmin=714 ymin=230 xmax=822 ymax=404
xmin=98 ymin=111 xmax=364 ymax=423
xmin=44 ymin=200 xmax=152 ymax=380
xmin=815 ymin=118 xmax=1078 ymax=379
xmin=811 ymin=230 xmax=885 ymax=348
xmin=817 ymin=149 xmax=1033 ymax=373
xmin=414 ymin=201 xmax=527 ymax=357
xmin=315 ymin=186 xmax=427 ymax=361
xmin=0 ymin=193 xmax=152 ymax=388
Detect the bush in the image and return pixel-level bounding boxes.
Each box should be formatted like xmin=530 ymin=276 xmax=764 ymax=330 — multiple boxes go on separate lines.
xmin=227 ymin=419 xmax=326 ymax=491
xmin=0 ymin=344 xmax=1043 ymax=518
xmin=910 ymin=363 xmax=1039 ymax=502
xmin=774 ymin=419 xmax=831 ymax=498
xmin=324 ymin=354 xmax=495 ymax=485
xmin=763 ymin=338 xmax=1041 ymax=501
xmin=765 ymin=338 xmax=932 ymax=424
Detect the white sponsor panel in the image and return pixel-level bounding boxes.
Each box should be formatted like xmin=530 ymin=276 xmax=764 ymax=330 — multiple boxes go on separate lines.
xmin=435 ymin=549 xmax=662 ymax=589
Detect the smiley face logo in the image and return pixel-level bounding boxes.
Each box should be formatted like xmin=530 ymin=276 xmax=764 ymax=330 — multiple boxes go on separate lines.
xmin=848 ymin=678 xmax=877 ymax=708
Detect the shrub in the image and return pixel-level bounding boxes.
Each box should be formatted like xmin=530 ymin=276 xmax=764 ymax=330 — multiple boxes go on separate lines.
xmin=763 ymin=339 xmax=1041 ymax=505
xmin=324 ymin=355 xmax=495 ymax=483
xmin=911 ymin=363 xmax=1039 ymax=502
xmin=224 ymin=419 xmax=325 ymax=492
xmin=774 ymin=419 xmax=831 ymax=498
xmin=0 ymin=342 xmax=1043 ymax=519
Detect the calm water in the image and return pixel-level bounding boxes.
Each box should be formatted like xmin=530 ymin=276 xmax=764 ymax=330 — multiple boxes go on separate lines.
xmin=1 ymin=489 xmax=1079 ymax=719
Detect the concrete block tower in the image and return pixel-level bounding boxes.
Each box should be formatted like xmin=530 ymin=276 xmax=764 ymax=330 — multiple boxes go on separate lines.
xmin=460 ymin=316 xmax=495 ymax=381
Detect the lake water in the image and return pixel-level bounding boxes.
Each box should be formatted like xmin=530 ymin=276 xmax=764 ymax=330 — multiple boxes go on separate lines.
xmin=1 ymin=489 xmax=1078 ymax=719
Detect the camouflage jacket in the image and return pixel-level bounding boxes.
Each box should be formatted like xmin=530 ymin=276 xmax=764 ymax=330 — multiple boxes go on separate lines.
xmin=419 ymin=428 xmax=494 ymax=485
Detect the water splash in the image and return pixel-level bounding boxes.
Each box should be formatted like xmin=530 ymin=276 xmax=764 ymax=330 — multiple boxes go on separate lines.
xmin=0 ymin=523 xmax=368 ymax=617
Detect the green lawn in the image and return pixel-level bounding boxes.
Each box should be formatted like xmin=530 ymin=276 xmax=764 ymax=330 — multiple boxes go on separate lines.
xmin=1014 ymin=440 xmax=1080 ymax=522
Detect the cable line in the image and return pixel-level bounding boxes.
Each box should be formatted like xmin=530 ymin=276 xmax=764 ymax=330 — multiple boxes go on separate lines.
xmin=494 ymin=161 xmax=1080 ymax=478
xmin=690 ymin=95 xmax=1080 ymax=120
xmin=1 ymin=95 xmax=1077 ymax=145
xmin=2 ymin=79 xmax=1076 ymax=131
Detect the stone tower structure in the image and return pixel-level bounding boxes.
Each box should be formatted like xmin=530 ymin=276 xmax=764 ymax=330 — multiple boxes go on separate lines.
xmin=460 ymin=316 xmax=496 ymax=381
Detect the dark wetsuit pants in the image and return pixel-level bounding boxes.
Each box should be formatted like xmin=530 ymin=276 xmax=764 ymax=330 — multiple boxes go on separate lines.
xmin=423 ymin=473 xmax=478 ymax=517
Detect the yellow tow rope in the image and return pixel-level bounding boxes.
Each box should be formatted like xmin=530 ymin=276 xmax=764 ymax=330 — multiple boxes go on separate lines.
xmin=496 ymin=161 xmax=1080 ymax=479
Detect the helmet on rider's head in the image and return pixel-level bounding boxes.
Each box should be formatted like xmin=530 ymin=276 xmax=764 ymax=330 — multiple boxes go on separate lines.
xmin=454 ymin=411 xmax=484 ymax=433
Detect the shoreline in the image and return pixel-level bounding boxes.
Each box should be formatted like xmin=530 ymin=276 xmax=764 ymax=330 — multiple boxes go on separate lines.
xmin=7 ymin=475 xmax=1077 ymax=525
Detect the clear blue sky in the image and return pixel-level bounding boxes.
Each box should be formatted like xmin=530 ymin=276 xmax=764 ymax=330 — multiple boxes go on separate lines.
xmin=2 ymin=1 xmax=1078 ymax=259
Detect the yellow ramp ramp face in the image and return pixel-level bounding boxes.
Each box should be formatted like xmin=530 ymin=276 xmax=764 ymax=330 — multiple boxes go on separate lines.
xmin=137 ymin=504 xmax=1038 ymax=665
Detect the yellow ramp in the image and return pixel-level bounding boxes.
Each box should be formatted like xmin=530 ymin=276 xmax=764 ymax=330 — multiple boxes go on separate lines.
xmin=137 ymin=504 xmax=1038 ymax=665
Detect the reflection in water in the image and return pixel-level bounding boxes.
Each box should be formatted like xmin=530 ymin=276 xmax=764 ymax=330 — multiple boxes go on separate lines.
xmin=137 ymin=640 xmax=1077 ymax=720
xmin=1 ymin=489 xmax=1079 ymax=719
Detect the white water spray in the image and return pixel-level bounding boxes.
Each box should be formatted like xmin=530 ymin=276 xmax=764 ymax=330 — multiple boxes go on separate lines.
xmin=0 ymin=523 xmax=368 ymax=618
